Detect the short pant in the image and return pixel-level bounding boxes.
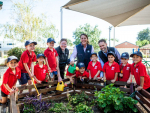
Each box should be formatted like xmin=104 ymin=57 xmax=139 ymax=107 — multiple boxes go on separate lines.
xmin=18 ymin=73 xmax=31 ymax=85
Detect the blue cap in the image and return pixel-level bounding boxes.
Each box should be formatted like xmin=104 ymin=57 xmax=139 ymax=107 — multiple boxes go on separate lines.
xmin=7 ymin=56 xmax=18 ymax=63
xmin=25 ymin=40 xmax=37 ymax=46
xmin=78 ymin=62 xmax=85 ymax=69
xmin=107 ymin=51 xmax=115 ymax=57
xmin=91 ymin=52 xmax=97 ymax=57
xmin=130 ymin=51 xmax=143 ymax=58
xmin=47 ymin=38 xmax=56 ymax=43
xmin=121 ymin=52 xmax=129 ymax=59
xmin=37 ymin=53 xmax=45 ymax=59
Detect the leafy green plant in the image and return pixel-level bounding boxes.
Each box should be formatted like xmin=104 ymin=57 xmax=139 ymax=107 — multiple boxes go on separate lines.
xmin=69 ymin=91 xmax=89 ymax=105
xmin=74 ymin=103 xmax=94 ymax=113
xmin=49 ymin=102 xmax=72 ymax=113
xmin=94 ymin=84 xmax=138 ymax=113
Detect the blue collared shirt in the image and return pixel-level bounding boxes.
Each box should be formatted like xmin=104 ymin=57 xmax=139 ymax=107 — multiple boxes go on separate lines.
xmin=98 ymin=48 xmax=121 ymax=77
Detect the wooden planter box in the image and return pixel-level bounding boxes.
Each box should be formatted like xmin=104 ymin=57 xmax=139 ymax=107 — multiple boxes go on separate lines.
xmin=1 ymin=79 xmax=150 ymax=113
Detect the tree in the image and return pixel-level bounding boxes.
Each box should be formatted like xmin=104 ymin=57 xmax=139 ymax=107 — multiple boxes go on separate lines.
xmin=73 ymin=24 xmax=101 ymax=49
xmin=136 ymin=28 xmax=150 ymax=47
xmin=67 ymin=39 xmax=73 ymax=47
xmin=0 ymin=0 xmax=58 ymax=45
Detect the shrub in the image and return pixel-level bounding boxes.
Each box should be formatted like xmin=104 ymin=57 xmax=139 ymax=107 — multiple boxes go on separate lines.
xmin=7 ymin=47 xmax=46 ymax=60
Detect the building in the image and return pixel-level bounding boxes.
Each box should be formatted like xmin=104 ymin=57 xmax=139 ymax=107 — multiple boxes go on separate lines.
xmin=115 ymin=41 xmax=139 ymax=55
xmin=0 ymin=41 xmax=16 ymax=58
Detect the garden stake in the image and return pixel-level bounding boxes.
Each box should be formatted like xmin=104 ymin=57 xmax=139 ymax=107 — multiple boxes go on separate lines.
xmin=31 ymin=78 xmax=41 ymax=96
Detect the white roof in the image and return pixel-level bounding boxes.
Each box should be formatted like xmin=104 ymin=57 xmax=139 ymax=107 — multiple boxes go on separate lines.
xmin=63 ymin=0 xmax=150 ymax=27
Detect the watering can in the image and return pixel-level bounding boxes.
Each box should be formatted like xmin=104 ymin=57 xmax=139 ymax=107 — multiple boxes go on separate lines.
xmin=68 ymin=64 xmax=77 ymax=74
xmin=56 ymin=81 xmax=65 ymax=91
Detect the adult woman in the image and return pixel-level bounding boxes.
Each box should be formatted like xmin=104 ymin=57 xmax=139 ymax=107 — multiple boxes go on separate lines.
xmin=55 ymin=38 xmax=69 ymax=79
xmin=70 ymin=33 xmax=94 ymax=69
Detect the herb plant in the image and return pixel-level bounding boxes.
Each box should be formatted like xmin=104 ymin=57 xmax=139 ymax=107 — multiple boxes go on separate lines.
xmin=94 ymin=84 xmax=138 ymax=113
xmin=74 ymin=103 xmax=94 ymax=113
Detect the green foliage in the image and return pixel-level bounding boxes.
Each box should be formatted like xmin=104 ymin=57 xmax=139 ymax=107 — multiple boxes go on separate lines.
xmin=67 ymin=38 xmax=73 ymax=47
xmin=49 ymin=102 xmax=72 ymax=113
xmin=136 ymin=40 xmax=149 ymax=47
xmin=0 ymin=0 xmax=58 ymax=44
xmin=7 ymin=47 xmax=45 ymax=60
xmin=73 ymin=23 xmax=101 ymax=49
xmin=74 ymin=103 xmax=94 ymax=113
xmin=23 ymin=104 xmax=35 ymax=113
xmin=69 ymin=91 xmax=89 ymax=105
xmin=94 ymin=84 xmax=138 ymax=113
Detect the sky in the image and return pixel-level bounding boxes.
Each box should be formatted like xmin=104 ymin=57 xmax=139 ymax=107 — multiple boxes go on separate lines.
xmin=0 ymin=0 xmax=150 ymax=47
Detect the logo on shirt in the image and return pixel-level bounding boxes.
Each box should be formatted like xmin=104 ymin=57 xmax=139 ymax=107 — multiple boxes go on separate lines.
xmin=136 ymin=68 xmax=138 ymax=73
xmin=43 ymin=69 xmax=46 ymax=73
xmin=111 ymin=67 xmax=115 ymax=70
xmin=54 ymin=52 xmax=56 ymax=56
xmin=87 ymin=50 xmax=90 ymax=53
xmin=95 ymin=66 xmax=97 ymax=69
xmin=126 ymin=67 xmax=130 ymax=70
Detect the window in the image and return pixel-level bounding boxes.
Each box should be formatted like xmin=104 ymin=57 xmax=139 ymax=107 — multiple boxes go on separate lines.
xmin=4 ymin=51 xmax=7 ymax=55
xmin=7 ymin=43 xmax=14 ymax=45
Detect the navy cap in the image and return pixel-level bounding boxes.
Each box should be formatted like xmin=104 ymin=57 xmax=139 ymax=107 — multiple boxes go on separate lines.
xmin=7 ymin=56 xmax=18 ymax=63
xmin=25 ymin=40 xmax=37 ymax=46
xmin=91 ymin=52 xmax=97 ymax=57
xmin=121 ymin=52 xmax=129 ymax=59
xmin=66 ymin=59 xmax=70 ymax=65
xmin=107 ymin=51 xmax=115 ymax=57
xmin=130 ymin=51 xmax=143 ymax=58
xmin=37 ymin=53 xmax=45 ymax=59
xmin=78 ymin=62 xmax=85 ymax=69
xmin=47 ymin=38 xmax=56 ymax=43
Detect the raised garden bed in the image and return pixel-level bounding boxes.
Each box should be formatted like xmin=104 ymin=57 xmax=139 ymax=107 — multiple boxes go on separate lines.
xmin=1 ymin=79 xmax=150 ymax=113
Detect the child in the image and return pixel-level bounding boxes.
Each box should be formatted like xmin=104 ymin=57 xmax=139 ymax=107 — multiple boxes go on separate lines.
xmin=18 ymin=40 xmax=37 ymax=93
xmin=34 ymin=54 xmax=49 ymax=86
xmin=87 ymin=53 xmax=102 ymax=80
xmin=44 ymin=38 xmax=62 ymax=82
xmin=76 ymin=63 xmax=89 ymax=82
xmin=103 ymin=51 xmax=120 ymax=83
xmin=119 ymin=52 xmax=132 ymax=83
xmin=66 ymin=59 xmax=76 ymax=84
xmin=130 ymin=51 xmax=150 ymax=92
xmin=0 ymin=56 xmax=21 ymax=104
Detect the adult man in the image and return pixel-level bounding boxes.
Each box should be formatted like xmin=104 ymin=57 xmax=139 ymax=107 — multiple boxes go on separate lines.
xmin=98 ymin=39 xmax=121 ymax=77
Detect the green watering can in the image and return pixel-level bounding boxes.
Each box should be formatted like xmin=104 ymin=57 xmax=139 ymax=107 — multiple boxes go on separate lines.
xmin=68 ymin=64 xmax=79 ymax=74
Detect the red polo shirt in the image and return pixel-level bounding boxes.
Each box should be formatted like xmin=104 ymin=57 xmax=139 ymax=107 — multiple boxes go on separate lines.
xmin=76 ymin=70 xmax=89 ymax=78
xmin=44 ymin=48 xmax=58 ymax=72
xmin=66 ymin=67 xmax=75 ymax=76
xmin=87 ymin=61 xmax=102 ymax=78
xmin=131 ymin=61 xmax=150 ymax=89
xmin=119 ymin=63 xmax=131 ymax=82
xmin=18 ymin=50 xmax=36 ymax=73
xmin=34 ymin=64 xmax=48 ymax=84
xmin=103 ymin=61 xmax=120 ymax=80
xmin=1 ymin=67 xmax=21 ymax=95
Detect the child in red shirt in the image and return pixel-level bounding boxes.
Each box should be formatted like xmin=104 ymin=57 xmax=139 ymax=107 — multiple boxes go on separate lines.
xmin=18 ymin=40 xmax=37 ymax=93
xmin=103 ymin=51 xmax=120 ymax=83
xmin=87 ymin=53 xmax=102 ymax=80
xmin=0 ymin=56 xmax=21 ymax=104
xmin=44 ymin=38 xmax=62 ymax=82
xmin=130 ymin=51 xmax=150 ymax=92
xmin=34 ymin=54 xmax=49 ymax=84
xmin=76 ymin=63 xmax=89 ymax=82
xmin=119 ymin=52 xmax=132 ymax=83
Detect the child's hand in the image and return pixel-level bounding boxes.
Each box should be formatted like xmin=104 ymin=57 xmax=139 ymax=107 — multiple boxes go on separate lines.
xmin=12 ymin=86 xmax=19 ymax=91
xmin=89 ymin=76 xmax=91 ymax=80
xmin=111 ymin=79 xmax=116 ymax=83
xmin=97 ymin=77 xmax=102 ymax=80
xmin=9 ymin=89 xmax=15 ymax=95
xmin=37 ymin=80 xmax=42 ymax=84
xmin=70 ymin=61 xmax=74 ymax=65
xmin=30 ymin=73 xmax=34 ymax=78
xmin=136 ymin=86 xmax=143 ymax=91
xmin=119 ymin=73 xmax=123 ymax=77
xmin=127 ymin=79 xmax=131 ymax=84
xmin=48 ymin=67 xmax=51 ymax=73
xmin=134 ymin=82 xmax=137 ymax=86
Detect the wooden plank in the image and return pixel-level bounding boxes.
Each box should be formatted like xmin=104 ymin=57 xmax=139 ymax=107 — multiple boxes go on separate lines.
xmin=10 ymin=94 xmax=18 ymax=113
xmin=134 ymin=104 xmax=144 ymax=113
xmin=139 ymin=89 xmax=150 ymax=99
xmin=17 ymin=79 xmax=70 ymax=90
xmin=106 ymin=80 xmax=130 ymax=86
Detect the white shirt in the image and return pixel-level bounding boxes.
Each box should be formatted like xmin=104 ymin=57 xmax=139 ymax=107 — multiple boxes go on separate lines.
xmin=70 ymin=45 xmax=94 ymax=61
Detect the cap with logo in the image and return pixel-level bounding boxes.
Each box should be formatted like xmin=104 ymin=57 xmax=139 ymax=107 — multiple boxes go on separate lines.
xmin=25 ymin=40 xmax=37 ymax=46
xmin=121 ymin=52 xmax=129 ymax=59
xmin=47 ymin=38 xmax=56 ymax=43
xmin=130 ymin=51 xmax=143 ymax=58
xmin=37 ymin=53 xmax=45 ymax=59
xmin=91 ymin=52 xmax=97 ymax=57
xmin=107 ymin=51 xmax=116 ymax=57
xmin=78 ymin=62 xmax=85 ymax=69
xmin=7 ymin=56 xmax=19 ymax=63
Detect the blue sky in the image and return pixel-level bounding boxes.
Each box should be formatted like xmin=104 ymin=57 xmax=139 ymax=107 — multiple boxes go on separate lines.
xmin=0 ymin=0 xmax=150 ymax=47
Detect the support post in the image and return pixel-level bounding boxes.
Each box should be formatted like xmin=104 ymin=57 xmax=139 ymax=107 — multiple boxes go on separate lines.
xmin=60 ymin=7 xmax=63 ymax=39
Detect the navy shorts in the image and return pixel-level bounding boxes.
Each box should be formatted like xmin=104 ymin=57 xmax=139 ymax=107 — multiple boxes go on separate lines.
xmin=18 ymin=73 xmax=31 ymax=85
